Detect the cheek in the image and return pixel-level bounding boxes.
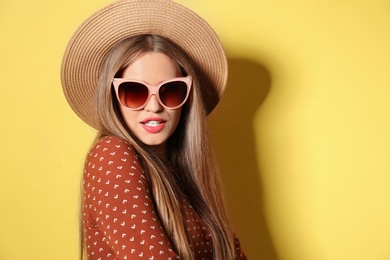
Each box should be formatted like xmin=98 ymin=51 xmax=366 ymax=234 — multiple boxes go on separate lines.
xmin=171 ymin=109 xmax=182 ymax=127
xmin=119 ymin=107 xmax=138 ymax=128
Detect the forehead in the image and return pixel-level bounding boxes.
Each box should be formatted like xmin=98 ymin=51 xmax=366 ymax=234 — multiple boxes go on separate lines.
xmin=122 ymin=52 xmax=180 ymax=84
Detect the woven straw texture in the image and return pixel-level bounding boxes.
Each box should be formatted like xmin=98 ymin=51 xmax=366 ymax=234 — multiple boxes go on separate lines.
xmin=61 ymin=0 xmax=227 ymax=129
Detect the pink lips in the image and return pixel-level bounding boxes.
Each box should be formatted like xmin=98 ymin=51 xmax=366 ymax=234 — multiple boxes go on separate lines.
xmin=140 ymin=117 xmax=166 ymax=133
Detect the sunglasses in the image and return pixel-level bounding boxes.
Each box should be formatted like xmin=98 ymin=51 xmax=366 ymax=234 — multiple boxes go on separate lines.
xmin=112 ymin=76 xmax=192 ymax=110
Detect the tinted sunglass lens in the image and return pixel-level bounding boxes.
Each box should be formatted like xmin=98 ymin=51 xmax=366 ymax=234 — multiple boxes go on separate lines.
xmin=159 ymin=81 xmax=188 ymax=108
xmin=118 ymin=82 xmax=148 ymax=109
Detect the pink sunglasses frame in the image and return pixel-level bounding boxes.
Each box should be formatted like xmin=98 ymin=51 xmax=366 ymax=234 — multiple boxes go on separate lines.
xmin=112 ymin=76 xmax=192 ymax=110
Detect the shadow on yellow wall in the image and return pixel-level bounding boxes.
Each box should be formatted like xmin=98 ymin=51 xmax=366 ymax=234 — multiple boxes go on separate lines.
xmin=209 ymin=58 xmax=276 ymax=259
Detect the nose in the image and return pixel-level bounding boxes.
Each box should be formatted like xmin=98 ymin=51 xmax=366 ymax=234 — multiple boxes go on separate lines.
xmin=144 ymin=94 xmax=163 ymax=112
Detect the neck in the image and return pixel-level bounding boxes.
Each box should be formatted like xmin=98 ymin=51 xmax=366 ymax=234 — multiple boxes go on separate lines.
xmin=148 ymin=143 xmax=168 ymax=161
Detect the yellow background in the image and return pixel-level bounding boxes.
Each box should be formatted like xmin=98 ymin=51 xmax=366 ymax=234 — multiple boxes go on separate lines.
xmin=1 ymin=0 xmax=390 ymax=259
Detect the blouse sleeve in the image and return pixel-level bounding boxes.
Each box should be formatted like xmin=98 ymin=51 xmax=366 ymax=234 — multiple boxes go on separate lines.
xmin=83 ymin=136 xmax=179 ymax=260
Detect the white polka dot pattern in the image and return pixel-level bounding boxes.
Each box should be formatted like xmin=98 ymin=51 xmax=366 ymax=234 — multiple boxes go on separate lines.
xmin=83 ymin=136 xmax=247 ymax=259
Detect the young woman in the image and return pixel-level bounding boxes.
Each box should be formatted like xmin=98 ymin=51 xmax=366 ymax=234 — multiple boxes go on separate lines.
xmin=61 ymin=1 xmax=246 ymax=259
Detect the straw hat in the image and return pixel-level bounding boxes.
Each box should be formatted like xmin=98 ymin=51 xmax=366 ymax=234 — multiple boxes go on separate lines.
xmin=61 ymin=0 xmax=227 ymax=129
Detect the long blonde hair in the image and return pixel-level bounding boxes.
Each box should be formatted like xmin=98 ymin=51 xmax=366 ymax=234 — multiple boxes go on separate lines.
xmin=82 ymin=34 xmax=236 ymax=259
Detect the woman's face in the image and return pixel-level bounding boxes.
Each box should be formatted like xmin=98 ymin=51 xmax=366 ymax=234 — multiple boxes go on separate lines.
xmin=118 ymin=52 xmax=183 ymax=153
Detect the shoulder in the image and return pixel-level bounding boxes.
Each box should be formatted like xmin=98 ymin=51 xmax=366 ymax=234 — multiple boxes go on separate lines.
xmin=84 ymin=135 xmax=143 ymax=175
xmin=90 ymin=135 xmax=133 ymax=154
xmin=84 ymin=136 xmax=149 ymax=191
xmin=87 ymin=136 xmax=138 ymax=161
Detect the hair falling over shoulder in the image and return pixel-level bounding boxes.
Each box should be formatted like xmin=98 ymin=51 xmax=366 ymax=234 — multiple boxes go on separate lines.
xmin=80 ymin=35 xmax=236 ymax=259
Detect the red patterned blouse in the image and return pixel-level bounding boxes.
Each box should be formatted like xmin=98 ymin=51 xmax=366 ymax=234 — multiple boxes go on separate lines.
xmin=83 ymin=136 xmax=246 ymax=259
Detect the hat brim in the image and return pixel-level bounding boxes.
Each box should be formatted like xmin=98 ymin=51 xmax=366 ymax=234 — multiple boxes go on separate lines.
xmin=61 ymin=0 xmax=227 ymax=129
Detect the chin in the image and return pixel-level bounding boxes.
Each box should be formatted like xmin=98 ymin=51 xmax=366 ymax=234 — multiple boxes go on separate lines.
xmin=142 ymin=140 xmax=167 ymax=152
